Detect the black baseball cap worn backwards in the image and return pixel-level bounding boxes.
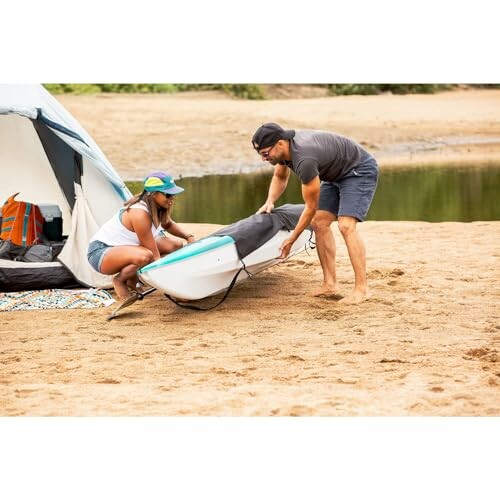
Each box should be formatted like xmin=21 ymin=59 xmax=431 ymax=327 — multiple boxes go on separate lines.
xmin=252 ymin=123 xmax=295 ymax=151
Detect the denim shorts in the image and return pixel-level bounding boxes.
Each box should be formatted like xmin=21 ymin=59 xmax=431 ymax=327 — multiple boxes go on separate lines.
xmin=87 ymin=240 xmax=112 ymax=273
xmin=318 ymin=157 xmax=379 ymax=221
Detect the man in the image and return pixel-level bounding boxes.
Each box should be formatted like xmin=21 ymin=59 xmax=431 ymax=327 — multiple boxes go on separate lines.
xmin=252 ymin=122 xmax=379 ymax=304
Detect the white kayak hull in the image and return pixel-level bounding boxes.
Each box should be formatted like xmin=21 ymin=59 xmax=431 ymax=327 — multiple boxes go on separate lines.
xmin=138 ymin=229 xmax=314 ymax=300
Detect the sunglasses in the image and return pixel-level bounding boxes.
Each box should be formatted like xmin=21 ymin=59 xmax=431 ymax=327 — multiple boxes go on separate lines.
xmin=257 ymin=142 xmax=277 ymax=159
xmin=161 ymin=192 xmax=174 ymax=199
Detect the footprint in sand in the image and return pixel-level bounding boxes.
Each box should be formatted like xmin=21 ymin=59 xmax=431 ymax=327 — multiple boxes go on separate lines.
xmin=369 ymin=268 xmax=405 ymax=280
xmin=97 ymin=378 xmax=121 ymax=384
xmin=371 ymin=298 xmax=394 ymax=306
xmin=390 ymin=269 xmax=405 ymax=277
xmin=287 ymin=405 xmax=314 ymax=416
xmin=464 ymin=347 xmax=498 ymax=362
xmin=429 ymin=386 xmax=445 ymax=392
xmin=282 ymin=355 xmax=306 ymax=362
xmin=368 ymin=269 xmax=384 ymax=279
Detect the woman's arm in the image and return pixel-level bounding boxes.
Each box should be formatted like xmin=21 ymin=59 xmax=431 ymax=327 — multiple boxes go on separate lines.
xmin=129 ymin=209 xmax=161 ymax=260
xmin=164 ymin=219 xmax=195 ymax=243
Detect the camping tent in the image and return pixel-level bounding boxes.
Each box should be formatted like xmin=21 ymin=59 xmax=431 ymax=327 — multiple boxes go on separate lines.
xmin=0 ymin=84 xmax=131 ymax=291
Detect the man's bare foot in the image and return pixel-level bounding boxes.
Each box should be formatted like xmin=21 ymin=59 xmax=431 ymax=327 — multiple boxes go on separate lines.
xmin=338 ymin=289 xmax=371 ymax=304
xmin=308 ymin=284 xmax=343 ymax=299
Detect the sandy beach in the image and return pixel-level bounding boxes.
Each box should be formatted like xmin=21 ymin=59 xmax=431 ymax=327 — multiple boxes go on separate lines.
xmin=1 ymin=88 xmax=499 ymax=416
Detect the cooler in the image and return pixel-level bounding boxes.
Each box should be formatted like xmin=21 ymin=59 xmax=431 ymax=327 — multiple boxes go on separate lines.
xmin=39 ymin=203 xmax=63 ymax=241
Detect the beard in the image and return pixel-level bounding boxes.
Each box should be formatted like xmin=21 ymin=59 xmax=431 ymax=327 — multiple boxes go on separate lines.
xmin=267 ymin=152 xmax=284 ymax=165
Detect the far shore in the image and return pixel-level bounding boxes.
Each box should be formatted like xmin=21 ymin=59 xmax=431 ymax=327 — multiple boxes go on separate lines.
xmin=57 ymin=89 xmax=500 ymax=180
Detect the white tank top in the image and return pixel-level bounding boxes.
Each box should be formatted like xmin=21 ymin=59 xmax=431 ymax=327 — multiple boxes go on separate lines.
xmin=90 ymin=201 xmax=164 ymax=246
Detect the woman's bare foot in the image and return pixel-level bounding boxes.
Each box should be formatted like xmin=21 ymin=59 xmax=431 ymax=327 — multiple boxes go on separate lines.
xmin=113 ymin=275 xmax=132 ymax=301
xmin=308 ymin=284 xmax=343 ymax=299
xmin=126 ymin=278 xmax=145 ymax=293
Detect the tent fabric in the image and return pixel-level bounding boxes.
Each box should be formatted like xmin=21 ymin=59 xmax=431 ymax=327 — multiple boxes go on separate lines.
xmin=32 ymin=118 xmax=82 ymax=210
xmin=58 ymin=184 xmax=111 ymax=288
xmin=0 ymin=114 xmax=74 ymax=234
xmin=212 ymin=204 xmax=307 ymax=259
xmin=37 ymin=110 xmax=88 ymax=145
xmin=0 ymin=260 xmax=80 ymax=292
xmin=0 ymin=84 xmax=132 ymax=290
xmin=0 ymin=85 xmax=126 ymax=190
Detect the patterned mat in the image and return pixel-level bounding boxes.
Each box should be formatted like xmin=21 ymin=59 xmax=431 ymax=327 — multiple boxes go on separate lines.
xmin=0 ymin=289 xmax=115 ymax=311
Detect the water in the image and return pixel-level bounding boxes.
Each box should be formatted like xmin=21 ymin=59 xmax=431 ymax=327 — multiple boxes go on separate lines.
xmin=126 ymin=165 xmax=500 ymax=224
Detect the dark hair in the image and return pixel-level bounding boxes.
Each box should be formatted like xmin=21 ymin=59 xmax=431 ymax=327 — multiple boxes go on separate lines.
xmin=123 ymin=191 xmax=171 ymax=228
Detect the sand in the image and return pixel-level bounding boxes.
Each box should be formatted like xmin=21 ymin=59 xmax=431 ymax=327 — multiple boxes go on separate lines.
xmin=0 ymin=89 xmax=499 ymax=415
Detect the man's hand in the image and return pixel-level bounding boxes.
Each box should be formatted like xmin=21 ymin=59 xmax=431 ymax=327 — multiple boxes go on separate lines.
xmin=279 ymin=237 xmax=295 ymax=259
xmin=256 ymin=201 xmax=274 ymax=214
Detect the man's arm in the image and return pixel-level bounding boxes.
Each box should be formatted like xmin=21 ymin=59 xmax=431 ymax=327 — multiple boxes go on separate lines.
xmin=256 ymin=164 xmax=291 ymax=214
xmin=279 ymin=175 xmax=320 ymax=258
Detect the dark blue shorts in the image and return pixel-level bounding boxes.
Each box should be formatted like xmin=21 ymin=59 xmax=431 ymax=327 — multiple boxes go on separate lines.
xmin=318 ymin=157 xmax=379 ymax=221
xmin=87 ymin=240 xmax=112 ymax=273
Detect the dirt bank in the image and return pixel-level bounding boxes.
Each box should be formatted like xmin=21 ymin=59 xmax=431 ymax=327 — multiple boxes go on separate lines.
xmin=57 ymin=88 xmax=500 ymax=180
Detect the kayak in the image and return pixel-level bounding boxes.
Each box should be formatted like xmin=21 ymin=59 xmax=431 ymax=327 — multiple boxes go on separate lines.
xmin=138 ymin=228 xmax=314 ymax=300
xmin=138 ymin=204 xmax=315 ymax=300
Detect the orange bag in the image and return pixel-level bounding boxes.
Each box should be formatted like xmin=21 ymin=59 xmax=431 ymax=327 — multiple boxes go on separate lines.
xmin=0 ymin=193 xmax=45 ymax=246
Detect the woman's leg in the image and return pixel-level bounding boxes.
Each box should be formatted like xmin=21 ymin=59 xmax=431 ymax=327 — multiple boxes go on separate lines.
xmin=100 ymin=246 xmax=154 ymax=299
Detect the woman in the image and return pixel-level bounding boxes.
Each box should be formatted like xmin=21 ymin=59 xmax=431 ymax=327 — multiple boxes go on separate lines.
xmin=87 ymin=171 xmax=195 ymax=300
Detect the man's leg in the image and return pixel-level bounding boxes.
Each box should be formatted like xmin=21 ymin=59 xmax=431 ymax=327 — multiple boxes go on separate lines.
xmin=309 ymin=182 xmax=341 ymax=297
xmin=337 ymin=216 xmax=369 ymax=303
xmin=335 ymin=159 xmax=379 ymax=303
xmin=309 ymin=210 xmax=341 ymax=297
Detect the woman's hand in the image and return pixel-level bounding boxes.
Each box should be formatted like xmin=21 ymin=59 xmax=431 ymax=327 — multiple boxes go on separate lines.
xmin=186 ymin=234 xmax=195 ymax=244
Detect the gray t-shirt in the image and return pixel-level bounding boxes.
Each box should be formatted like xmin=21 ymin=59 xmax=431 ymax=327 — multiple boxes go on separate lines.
xmin=287 ymin=130 xmax=373 ymax=184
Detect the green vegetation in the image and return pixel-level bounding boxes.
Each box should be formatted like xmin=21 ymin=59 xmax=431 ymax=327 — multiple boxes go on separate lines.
xmin=173 ymin=84 xmax=265 ymax=99
xmin=43 ymin=83 xmax=179 ymax=94
xmin=43 ymin=83 xmax=495 ymax=99
xmin=43 ymin=83 xmax=265 ymax=99
xmin=324 ymin=84 xmax=454 ymax=95
xmin=43 ymin=84 xmax=103 ymax=94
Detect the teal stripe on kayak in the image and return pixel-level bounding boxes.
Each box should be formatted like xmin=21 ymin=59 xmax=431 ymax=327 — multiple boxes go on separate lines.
xmin=138 ymin=235 xmax=235 ymax=274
